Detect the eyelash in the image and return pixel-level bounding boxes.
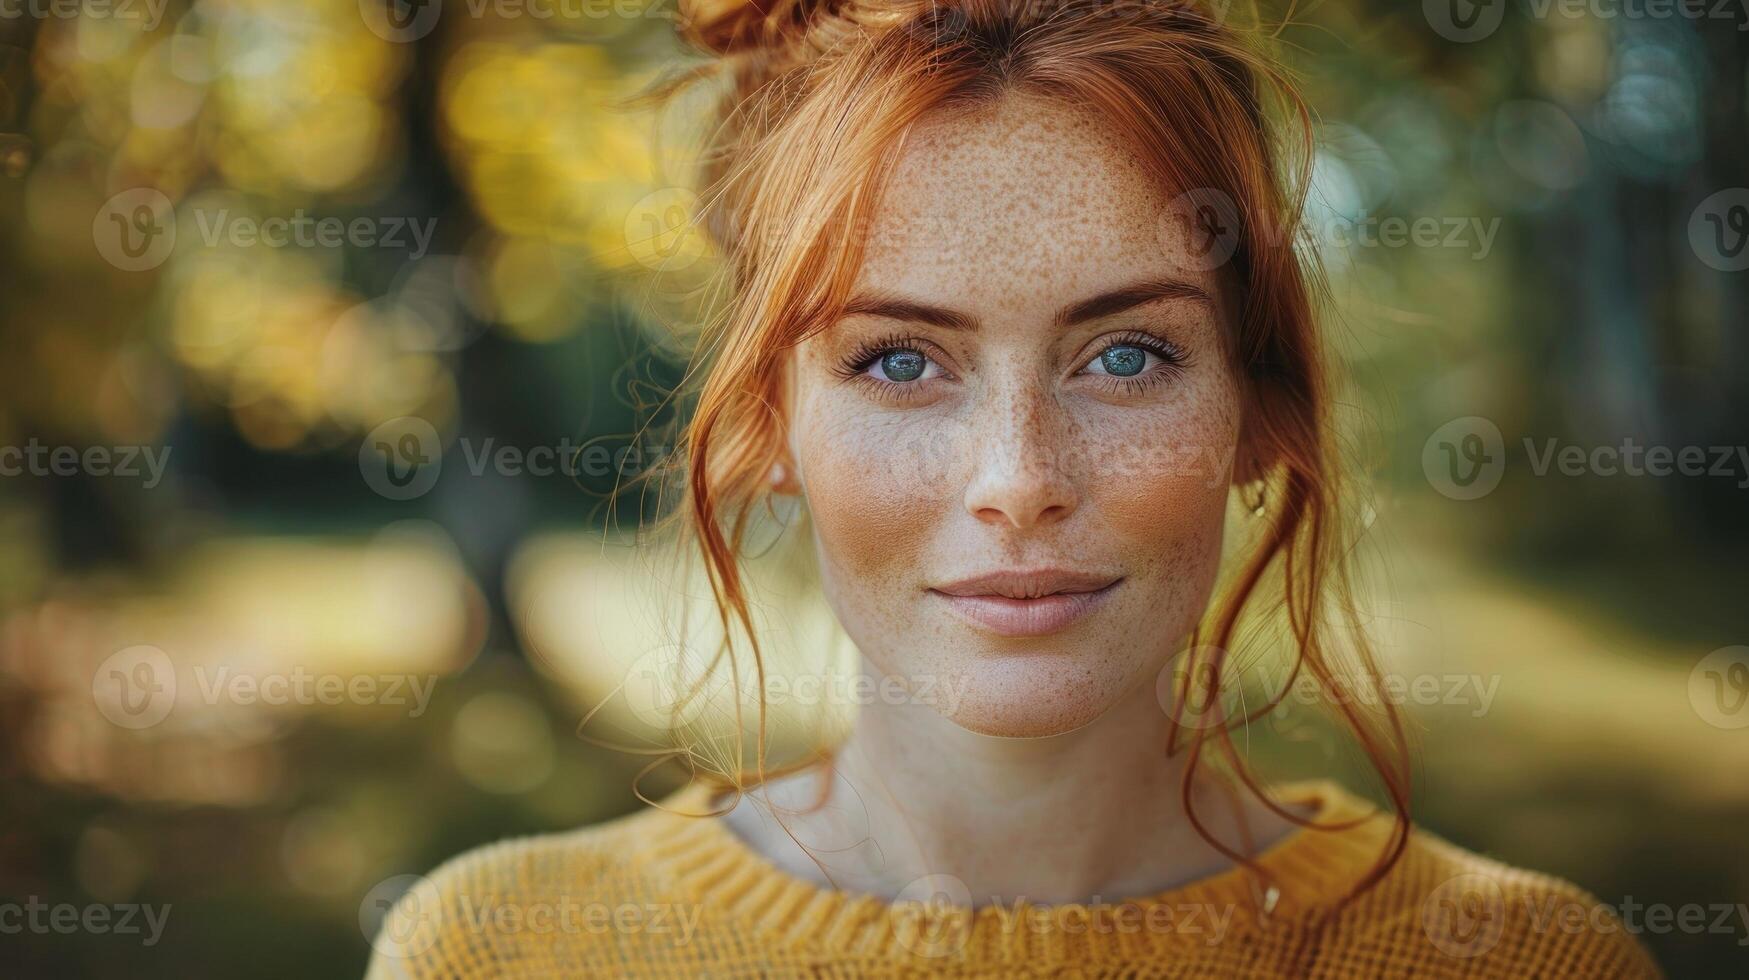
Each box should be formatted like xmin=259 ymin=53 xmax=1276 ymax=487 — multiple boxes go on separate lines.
xmin=833 ymin=332 xmax=952 ymax=400
xmin=834 ymin=330 xmax=1190 ymax=399
xmin=1085 ymin=330 xmax=1190 ymax=394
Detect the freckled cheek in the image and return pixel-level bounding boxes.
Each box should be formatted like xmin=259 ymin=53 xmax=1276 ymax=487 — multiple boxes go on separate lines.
xmin=792 ymin=391 xmax=960 ymax=581
xmin=1078 ymin=384 xmax=1239 ymax=564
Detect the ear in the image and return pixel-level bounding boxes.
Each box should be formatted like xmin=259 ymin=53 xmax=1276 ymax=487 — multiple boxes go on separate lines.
xmin=1230 ymin=443 xmax=1269 ymax=487
xmin=767 ymin=354 xmax=804 ymax=496
xmin=768 ymin=457 xmax=802 ymax=496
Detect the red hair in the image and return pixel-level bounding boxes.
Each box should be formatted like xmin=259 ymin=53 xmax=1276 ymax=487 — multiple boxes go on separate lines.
xmin=641 ymin=0 xmax=1412 ymax=905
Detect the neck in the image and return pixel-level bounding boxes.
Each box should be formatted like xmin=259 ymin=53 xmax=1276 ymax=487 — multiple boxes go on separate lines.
xmin=726 ymin=655 xmax=1293 ymax=906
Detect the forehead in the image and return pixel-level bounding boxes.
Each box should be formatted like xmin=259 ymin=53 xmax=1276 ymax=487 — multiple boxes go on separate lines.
xmin=853 ymin=91 xmax=1215 ymax=314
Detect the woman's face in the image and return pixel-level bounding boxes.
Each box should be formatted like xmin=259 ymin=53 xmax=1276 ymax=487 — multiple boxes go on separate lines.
xmin=786 ymin=93 xmax=1244 ymax=738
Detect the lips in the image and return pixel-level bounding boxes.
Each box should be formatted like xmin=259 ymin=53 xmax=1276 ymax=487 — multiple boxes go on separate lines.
xmin=928 ymin=570 xmax=1122 ymax=637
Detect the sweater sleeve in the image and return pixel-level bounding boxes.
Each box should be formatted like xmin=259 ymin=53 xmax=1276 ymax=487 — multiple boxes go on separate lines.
xmin=1312 ymin=839 xmax=1665 ymax=979
xmin=361 ymin=842 xmax=507 ymax=980
xmin=360 ymin=831 xmax=632 ymax=980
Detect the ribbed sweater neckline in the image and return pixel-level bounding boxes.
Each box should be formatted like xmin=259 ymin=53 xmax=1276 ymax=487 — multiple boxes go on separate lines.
xmin=632 ymin=778 xmax=1396 ymax=961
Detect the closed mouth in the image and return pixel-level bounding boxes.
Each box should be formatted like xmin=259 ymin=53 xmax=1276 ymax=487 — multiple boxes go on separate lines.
xmin=927 ymin=570 xmax=1122 ymax=637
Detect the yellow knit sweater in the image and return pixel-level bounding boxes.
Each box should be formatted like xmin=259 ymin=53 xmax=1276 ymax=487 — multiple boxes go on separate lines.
xmin=363 ymin=780 xmax=1661 ymax=978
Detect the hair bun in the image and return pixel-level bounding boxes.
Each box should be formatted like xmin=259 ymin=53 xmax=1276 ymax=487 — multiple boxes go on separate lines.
xmin=678 ymin=0 xmax=855 ymax=56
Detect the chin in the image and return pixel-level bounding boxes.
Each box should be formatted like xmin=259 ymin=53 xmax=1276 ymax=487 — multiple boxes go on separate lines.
xmin=938 ymin=651 xmax=1138 ymax=738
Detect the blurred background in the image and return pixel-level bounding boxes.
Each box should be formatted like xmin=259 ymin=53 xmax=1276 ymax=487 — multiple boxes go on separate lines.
xmin=1 ymin=0 xmax=1746 ymax=975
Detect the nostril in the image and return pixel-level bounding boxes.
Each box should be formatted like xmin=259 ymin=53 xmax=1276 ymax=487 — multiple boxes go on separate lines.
xmin=968 ymin=496 xmax=1074 ymax=530
xmin=962 ymin=440 xmax=1080 ymax=528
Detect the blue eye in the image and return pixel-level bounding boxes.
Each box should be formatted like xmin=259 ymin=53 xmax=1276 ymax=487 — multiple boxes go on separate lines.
xmin=880 ymin=350 xmax=926 ymax=382
xmin=1099 ymin=345 xmax=1148 ymax=377
xmin=841 ymin=337 xmax=948 ymax=390
xmin=1077 ymin=335 xmax=1185 ymax=385
xmin=865 ymin=348 xmax=944 ymax=384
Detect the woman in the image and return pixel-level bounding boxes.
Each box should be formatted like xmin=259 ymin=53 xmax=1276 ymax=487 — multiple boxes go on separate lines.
xmin=368 ymin=1 xmax=1661 ymax=975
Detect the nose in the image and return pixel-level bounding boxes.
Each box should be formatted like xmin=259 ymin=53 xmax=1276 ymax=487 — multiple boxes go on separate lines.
xmin=962 ymin=385 xmax=1080 ymax=529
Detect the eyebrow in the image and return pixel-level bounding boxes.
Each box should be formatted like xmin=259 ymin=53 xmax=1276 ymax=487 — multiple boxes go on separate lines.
xmin=839 ymin=277 xmax=1213 ymax=333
